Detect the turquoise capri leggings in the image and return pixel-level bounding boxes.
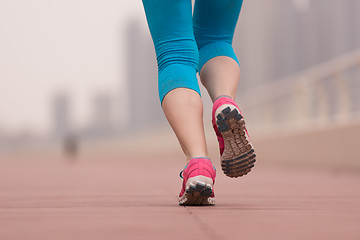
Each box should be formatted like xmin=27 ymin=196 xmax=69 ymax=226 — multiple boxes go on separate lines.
xmin=141 ymin=0 xmax=243 ymax=103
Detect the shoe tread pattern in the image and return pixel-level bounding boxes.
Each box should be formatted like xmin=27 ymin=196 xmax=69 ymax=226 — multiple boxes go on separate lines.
xmin=179 ymin=182 xmax=214 ymax=206
xmin=217 ymin=107 xmax=256 ymax=178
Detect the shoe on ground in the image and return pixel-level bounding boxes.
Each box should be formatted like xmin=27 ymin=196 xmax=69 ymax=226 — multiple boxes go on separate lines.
xmin=179 ymin=157 xmax=216 ymax=206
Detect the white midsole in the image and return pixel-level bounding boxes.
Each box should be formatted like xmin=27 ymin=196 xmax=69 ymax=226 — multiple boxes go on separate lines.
xmin=185 ymin=175 xmax=213 ymax=190
xmin=215 ymin=103 xmax=239 ymax=118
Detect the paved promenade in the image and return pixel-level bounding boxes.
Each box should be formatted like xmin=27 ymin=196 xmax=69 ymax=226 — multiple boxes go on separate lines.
xmin=0 ymin=147 xmax=359 ymax=240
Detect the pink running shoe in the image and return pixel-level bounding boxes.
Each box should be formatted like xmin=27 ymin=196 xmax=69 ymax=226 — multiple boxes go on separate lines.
xmin=178 ymin=158 xmax=216 ymax=206
xmin=212 ymin=96 xmax=256 ymax=178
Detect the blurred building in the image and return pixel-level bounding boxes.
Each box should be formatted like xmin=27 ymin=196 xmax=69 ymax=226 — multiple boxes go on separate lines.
xmin=89 ymin=93 xmax=114 ymax=136
xmin=235 ymin=0 xmax=360 ymax=91
xmin=0 ymin=128 xmax=5 ymax=146
xmin=125 ymin=19 xmax=165 ymax=132
xmin=52 ymin=93 xmax=72 ymax=139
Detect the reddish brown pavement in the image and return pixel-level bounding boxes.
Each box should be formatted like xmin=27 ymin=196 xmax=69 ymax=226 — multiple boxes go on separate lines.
xmin=1 ymin=150 xmax=360 ymax=240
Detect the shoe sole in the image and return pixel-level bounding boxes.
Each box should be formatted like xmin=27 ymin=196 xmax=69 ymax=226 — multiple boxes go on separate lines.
xmin=179 ymin=175 xmax=215 ymax=206
xmin=216 ymin=106 xmax=256 ymax=178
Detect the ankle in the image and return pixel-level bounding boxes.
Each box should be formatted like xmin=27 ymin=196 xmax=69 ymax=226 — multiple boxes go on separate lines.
xmin=214 ymin=95 xmax=233 ymax=102
xmin=186 ymin=155 xmax=210 ymax=162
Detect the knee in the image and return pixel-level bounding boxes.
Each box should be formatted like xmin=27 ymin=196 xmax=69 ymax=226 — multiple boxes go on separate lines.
xmin=194 ymin=23 xmax=235 ymax=49
xmin=195 ymin=34 xmax=233 ymax=51
xmin=155 ymin=39 xmax=199 ymax=73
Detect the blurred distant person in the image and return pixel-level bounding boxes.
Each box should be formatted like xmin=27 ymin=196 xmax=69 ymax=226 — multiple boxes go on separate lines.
xmin=142 ymin=0 xmax=256 ymax=205
xmin=63 ymin=133 xmax=78 ymax=160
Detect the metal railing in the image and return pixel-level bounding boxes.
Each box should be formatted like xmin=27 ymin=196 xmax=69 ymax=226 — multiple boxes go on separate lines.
xmin=240 ymin=48 xmax=360 ymax=133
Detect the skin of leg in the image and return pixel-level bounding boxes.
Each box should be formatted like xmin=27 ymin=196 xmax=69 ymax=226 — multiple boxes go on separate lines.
xmin=200 ymin=56 xmax=240 ymax=102
xmin=142 ymin=0 xmax=208 ymax=161
xmin=162 ymin=88 xmax=209 ymax=161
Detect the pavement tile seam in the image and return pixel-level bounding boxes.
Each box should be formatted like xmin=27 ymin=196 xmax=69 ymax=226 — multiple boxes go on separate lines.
xmin=184 ymin=207 xmax=226 ymax=240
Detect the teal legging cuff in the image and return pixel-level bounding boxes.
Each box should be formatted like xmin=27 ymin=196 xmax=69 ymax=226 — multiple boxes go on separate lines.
xmin=159 ymin=64 xmax=200 ymax=103
xmin=198 ymin=41 xmax=239 ymax=73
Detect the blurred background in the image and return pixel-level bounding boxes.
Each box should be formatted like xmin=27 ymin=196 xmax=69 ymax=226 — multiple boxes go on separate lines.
xmin=1 ymin=1 xmax=360 ymax=239
xmin=0 ymin=0 xmax=359 ymax=169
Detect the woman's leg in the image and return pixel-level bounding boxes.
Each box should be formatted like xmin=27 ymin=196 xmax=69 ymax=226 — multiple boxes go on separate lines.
xmin=162 ymin=89 xmax=208 ymax=160
xmin=142 ymin=0 xmax=208 ymax=160
xmin=193 ymin=0 xmax=243 ymax=101
xmin=193 ymin=0 xmax=256 ymax=178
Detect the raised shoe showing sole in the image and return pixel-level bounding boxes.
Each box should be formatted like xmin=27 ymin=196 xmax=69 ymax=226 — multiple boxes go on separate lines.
xmin=215 ymin=105 xmax=256 ymax=178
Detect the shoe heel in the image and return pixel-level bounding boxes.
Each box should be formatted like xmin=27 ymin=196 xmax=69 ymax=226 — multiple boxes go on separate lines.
xmin=185 ymin=175 xmax=213 ymax=196
xmin=179 ymin=175 xmax=215 ymax=206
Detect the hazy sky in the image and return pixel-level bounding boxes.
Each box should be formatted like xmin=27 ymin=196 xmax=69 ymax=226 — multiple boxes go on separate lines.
xmin=0 ymin=0 xmax=147 ymax=136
